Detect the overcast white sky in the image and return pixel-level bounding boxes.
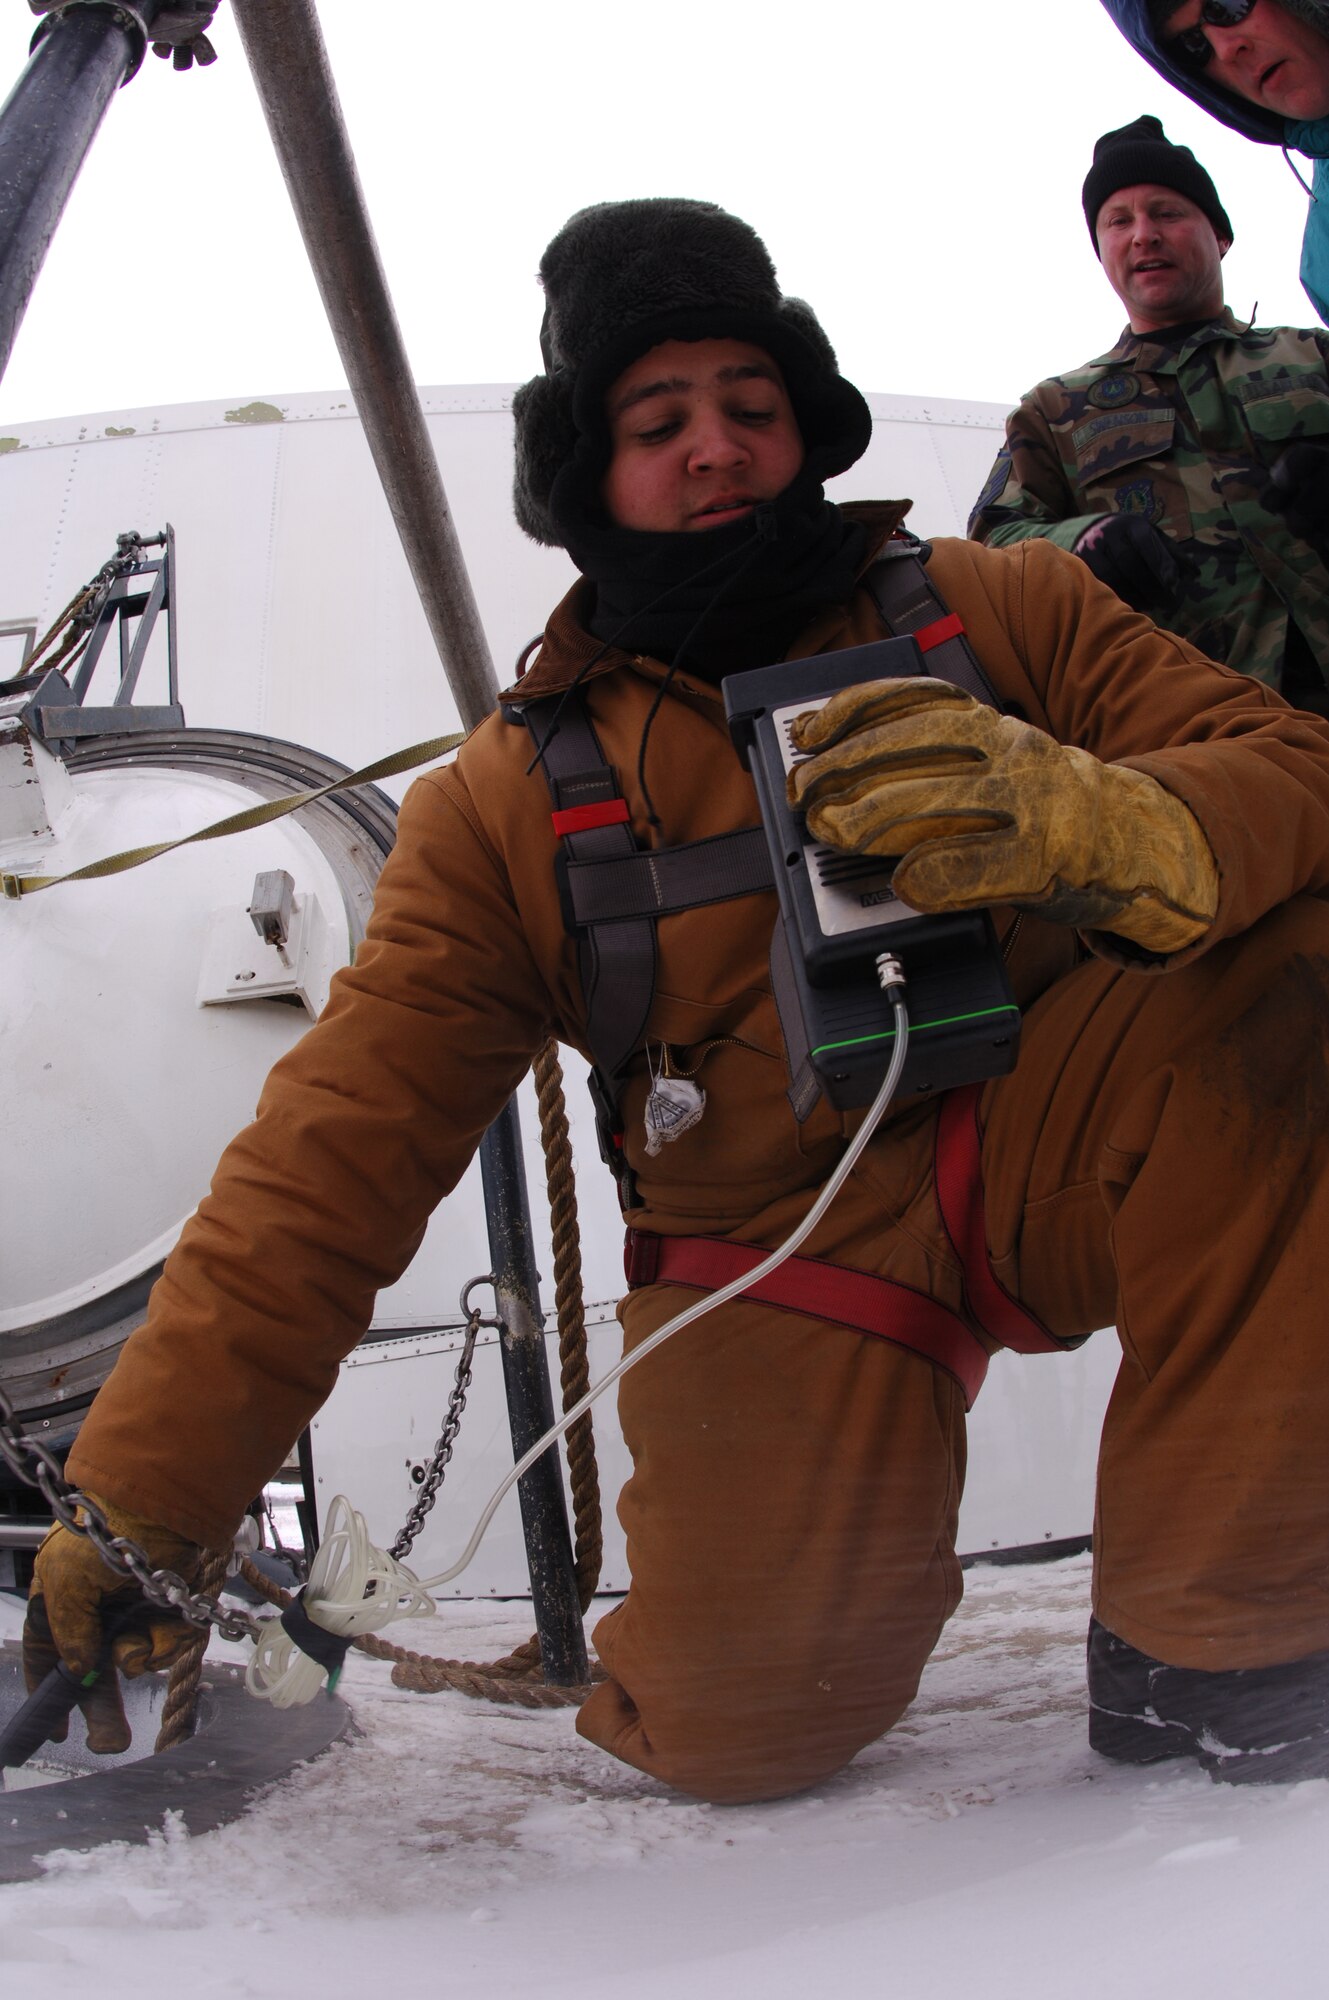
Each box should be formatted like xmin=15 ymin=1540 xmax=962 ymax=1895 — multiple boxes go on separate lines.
xmin=0 ymin=0 xmax=1319 ymax=430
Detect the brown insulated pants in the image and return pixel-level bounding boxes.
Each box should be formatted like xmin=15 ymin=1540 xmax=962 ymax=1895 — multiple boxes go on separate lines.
xmin=576 ymin=897 xmax=1329 ymax=1803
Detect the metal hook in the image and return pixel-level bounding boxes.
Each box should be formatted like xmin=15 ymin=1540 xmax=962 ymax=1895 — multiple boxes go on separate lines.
xmin=459 ymin=1273 xmax=502 ymax=1329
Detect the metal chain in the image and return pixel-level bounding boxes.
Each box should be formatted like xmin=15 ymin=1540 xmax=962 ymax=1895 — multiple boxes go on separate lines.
xmin=389 ymin=1308 xmax=483 ymax=1562
xmin=0 ymin=1383 xmax=261 ymax=1644
xmin=2 ymin=1274 xmax=499 ymax=1637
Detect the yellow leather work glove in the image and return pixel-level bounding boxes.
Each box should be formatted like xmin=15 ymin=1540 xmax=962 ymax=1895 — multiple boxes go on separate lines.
xmin=788 ymin=678 xmax=1219 ymax=955
xmin=24 ymin=1497 xmax=202 ymax=1754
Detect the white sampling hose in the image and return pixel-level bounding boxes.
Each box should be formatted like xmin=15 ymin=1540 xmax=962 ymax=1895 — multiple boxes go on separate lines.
xmin=247 ymin=966 xmax=910 ymax=1705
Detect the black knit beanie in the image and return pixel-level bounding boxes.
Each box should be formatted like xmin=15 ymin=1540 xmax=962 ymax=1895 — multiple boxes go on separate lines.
xmin=511 ymin=197 xmax=873 ymax=549
xmin=1081 ymin=115 xmax=1233 ymax=252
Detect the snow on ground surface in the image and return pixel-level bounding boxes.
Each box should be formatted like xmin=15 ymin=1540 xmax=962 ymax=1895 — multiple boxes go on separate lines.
xmin=1 ymin=1551 xmax=1325 ymax=1998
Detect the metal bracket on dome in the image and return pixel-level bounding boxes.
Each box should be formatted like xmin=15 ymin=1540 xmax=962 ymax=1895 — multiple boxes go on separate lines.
xmin=23 ymin=527 xmax=184 ymax=748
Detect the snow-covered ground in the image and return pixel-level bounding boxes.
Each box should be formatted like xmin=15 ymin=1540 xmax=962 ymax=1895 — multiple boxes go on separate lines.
xmin=2 ymin=1552 xmax=1325 ymax=1998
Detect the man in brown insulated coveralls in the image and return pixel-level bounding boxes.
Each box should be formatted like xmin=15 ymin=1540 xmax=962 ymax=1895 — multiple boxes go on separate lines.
xmin=25 ymin=198 xmax=1329 ymax=1802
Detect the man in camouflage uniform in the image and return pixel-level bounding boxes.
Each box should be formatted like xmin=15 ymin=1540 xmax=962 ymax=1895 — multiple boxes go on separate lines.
xmin=969 ymin=114 xmax=1329 ymax=711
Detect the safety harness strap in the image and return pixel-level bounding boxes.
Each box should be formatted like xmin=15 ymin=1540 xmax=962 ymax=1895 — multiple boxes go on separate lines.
xmin=516 ymin=696 xmax=778 ymax=1200
xmin=864 ymin=538 xmax=1003 ymax=709
xmin=933 ymin=1084 xmax=1066 ymax=1355
xmin=565 ymin=825 xmax=773 ymax=926
xmin=624 ymin=1228 xmax=989 ymax=1408
xmin=518 ymin=695 xmax=657 ymax=1085
xmin=623 ymin=1080 xmax=1065 ymax=1405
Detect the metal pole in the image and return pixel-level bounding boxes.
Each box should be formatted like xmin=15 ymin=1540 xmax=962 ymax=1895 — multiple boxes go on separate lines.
xmin=479 ymin=1121 xmax=589 ymax=1684
xmin=0 ymin=2 xmax=157 ymax=390
xmin=229 ymin=0 xmax=499 ymax=727
xmin=231 ymin=0 xmax=586 ymax=1674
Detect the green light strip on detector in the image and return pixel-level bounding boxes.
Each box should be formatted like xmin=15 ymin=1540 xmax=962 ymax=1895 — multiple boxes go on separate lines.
xmin=812 ymin=1002 xmax=1020 ymax=1059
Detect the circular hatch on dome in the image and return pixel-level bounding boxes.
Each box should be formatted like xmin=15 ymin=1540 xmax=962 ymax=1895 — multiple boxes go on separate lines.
xmin=0 ymin=730 xmax=397 ymax=1427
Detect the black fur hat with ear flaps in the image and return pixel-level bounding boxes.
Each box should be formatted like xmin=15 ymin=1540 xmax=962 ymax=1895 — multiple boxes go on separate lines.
xmin=511 ymin=197 xmax=874 ymax=548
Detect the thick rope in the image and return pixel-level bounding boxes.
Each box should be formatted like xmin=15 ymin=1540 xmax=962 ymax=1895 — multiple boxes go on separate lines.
xmin=234 ymin=1556 xmax=604 ymax=1708
xmin=533 ymin=1036 xmax=603 ymax=1612
xmin=230 ymin=1036 xmax=609 ymax=1710
xmin=23 ymin=580 xmax=97 ymax=679
xmin=154 ymin=1546 xmax=230 ymax=1752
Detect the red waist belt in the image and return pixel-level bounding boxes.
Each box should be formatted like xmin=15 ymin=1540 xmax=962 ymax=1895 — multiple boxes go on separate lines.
xmin=623 ymin=1082 xmax=1061 ymax=1411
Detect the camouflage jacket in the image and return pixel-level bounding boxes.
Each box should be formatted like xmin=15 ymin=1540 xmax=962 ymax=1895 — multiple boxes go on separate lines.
xmin=968 ymin=311 xmax=1329 ymax=687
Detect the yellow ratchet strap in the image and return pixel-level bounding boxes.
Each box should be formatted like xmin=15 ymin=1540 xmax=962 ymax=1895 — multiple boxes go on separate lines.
xmin=1 ymin=731 xmax=465 ymax=900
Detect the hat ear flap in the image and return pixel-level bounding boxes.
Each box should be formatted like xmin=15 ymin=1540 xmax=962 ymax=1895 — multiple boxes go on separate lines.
xmin=512 ymin=373 xmax=579 ymax=547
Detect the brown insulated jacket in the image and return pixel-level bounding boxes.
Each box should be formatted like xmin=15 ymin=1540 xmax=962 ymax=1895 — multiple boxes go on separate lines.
xmin=67 ymin=504 xmax=1329 ymax=1549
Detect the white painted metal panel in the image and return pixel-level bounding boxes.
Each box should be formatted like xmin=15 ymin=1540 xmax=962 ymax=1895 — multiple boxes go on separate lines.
xmin=0 ymin=764 xmax=354 ymax=1328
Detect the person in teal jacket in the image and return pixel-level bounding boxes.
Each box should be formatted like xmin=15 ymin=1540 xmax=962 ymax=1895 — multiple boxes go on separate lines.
xmin=1101 ymin=1 xmax=1329 ymax=322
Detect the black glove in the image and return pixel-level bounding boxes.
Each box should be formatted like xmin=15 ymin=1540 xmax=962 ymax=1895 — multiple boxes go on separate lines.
xmin=28 ymin=3 xmax=218 ymax=70
xmin=1073 ymin=515 xmax=1190 ymax=616
xmin=1262 ymin=442 xmax=1329 ymax=551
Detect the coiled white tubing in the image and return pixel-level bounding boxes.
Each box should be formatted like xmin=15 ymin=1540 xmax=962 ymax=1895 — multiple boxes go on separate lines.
xmin=247 ymin=989 xmax=910 ymax=1704
xmin=245 ymin=1494 xmax=434 ymax=1706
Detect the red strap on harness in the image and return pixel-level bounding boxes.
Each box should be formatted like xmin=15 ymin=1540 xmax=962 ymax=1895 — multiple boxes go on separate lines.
xmin=551 ymin=798 xmax=630 ymax=838
xmin=623 ymin=1086 xmax=1061 ymax=1406
xmin=913 ymin=611 xmax=965 ymax=655
xmin=624 ymin=1230 xmax=989 ymax=1408
xmin=933 ymin=1083 xmax=1060 ymax=1354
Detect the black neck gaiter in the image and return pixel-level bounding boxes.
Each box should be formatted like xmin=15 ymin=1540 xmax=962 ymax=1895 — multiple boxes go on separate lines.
xmin=556 ymin=469 xmax=869 ymax=680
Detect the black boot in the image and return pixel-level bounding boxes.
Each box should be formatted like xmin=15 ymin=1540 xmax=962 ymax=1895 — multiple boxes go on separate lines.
xmin=1087 ymin=1620 xmax=1194 ymax=1765
xmin=1087 ymin=1619 xmax=1329 ymax=1784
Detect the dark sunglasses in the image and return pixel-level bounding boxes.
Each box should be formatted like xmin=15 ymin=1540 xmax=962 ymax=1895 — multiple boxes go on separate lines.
xmin=1165 ymin=0 xmax=1258 ymax=71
